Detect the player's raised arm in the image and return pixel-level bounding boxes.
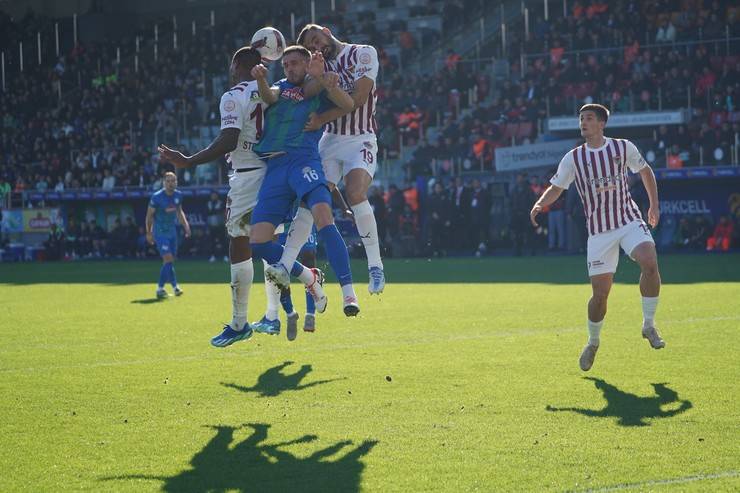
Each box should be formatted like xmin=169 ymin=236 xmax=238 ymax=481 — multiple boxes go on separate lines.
xmin=303 ymin=51 xmax=326 ymax=98
xmin=530 ymin=185 xmax=565 ymax=227
xmin=320 ymin=72 xmax=354 ymax=112
xmin=252 ymin=64 xmax=279 ymax=104
xmin=158 ymin=129 xmax=240 ymax=169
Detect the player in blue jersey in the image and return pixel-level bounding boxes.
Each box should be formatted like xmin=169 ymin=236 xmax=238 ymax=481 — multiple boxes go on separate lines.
xmin=249 ymin=46 xmax=362 ymax=317
xmin=145 ymin=171 xmax=191 ymax=298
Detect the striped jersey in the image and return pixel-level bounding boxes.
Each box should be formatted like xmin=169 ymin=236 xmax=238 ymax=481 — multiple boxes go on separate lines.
xmin=323 ymin=43 xmax=379 ymax=136
xmin=550 ymin=138 xmax=647 ymax=236
xmin=219 ymin=80 xmax=268 ymax=170
xmin=254 ymin=78 xmax=333 ymax=157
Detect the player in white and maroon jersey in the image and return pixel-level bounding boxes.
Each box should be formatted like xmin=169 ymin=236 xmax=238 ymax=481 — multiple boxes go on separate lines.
xmin=158 ymin=46 xmax=269 ymax=347
xmin=274 ymin=23 xmax=386 ymax=296
xmin=530 ymin=104 xmax=666 ymax=371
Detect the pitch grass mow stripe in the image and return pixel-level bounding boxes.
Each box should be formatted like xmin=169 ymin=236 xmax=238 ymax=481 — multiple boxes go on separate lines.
xmin=2 ymin=315 xmax=736 ymax=374
xmin=573 ymin=470 xmax=740 ymax=492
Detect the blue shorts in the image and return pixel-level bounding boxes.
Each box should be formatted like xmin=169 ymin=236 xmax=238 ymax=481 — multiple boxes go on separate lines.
xmin=251 ymin=152 xmax=331 ymax=227
xmin=278 ymin=226 xmax=318 ymax=253
xmin=154 ymin=235 xmax=178 ymax=257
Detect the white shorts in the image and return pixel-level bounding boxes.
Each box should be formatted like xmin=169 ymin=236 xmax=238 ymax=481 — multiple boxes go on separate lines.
xmin=225 ymin=167 xmax=266 ymax=238
xmin=319 ymin=133 xmax=378 ymax=185
xmin=586 ymin=220 xmax=654 ymax=276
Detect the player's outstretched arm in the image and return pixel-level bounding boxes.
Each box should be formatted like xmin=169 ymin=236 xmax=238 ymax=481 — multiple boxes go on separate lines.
xmin=639 ymin=165 xmax=660 ymax=228
xmin=252 ymin=64 xmax=279 ymax=104
xmin=177 ymin=205 xmax=191 ymax=238
xmin=158 ymin=128 xmax=240 ymax=169
xmin=320 ymin=72 xmax=354 ymax=112
xmin=303 ymin=52 xmax=327 ymax=98
xmin=530 ymin=185 xmax=565 ymax=227
xmin=145 ymin=207 xmax=155 ymax=244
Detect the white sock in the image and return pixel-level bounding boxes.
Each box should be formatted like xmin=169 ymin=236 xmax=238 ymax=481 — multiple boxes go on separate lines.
xmin=587 ymin=319 xmax=603 ymax=346
xmin=296 ymin=266 xmax=315 ymax=286
xmin=642 ymin=296 xmax=659 ymax=328
xmin=230 ymin=259 xmax=253 ymax=331
xmin=263 ymin=260 xmax=280 ymax=321
xmin=341 ymin=283 xmax=357 ymax=300
xmin=351 ymin=200 xmax=383 ymax=269
xmin=280 ymin=207 xmax=314 ymax=270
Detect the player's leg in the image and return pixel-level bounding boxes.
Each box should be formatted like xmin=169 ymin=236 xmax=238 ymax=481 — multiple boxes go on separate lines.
xmin=345 ymin=164 xmax=385 ymax=294
xmin=300 ymin=247 xmax=317 ymax=332
xmin=579 ymin=231 xmax=620 ymax=371
xmin=169 ymin=236 xmax=183 ymax=296
xmin=307 ymin=190 xmax=359 ymax=317
xmin=279 ymin=206 xmax=315 ymax=270
xmin=211 ymin=172 xmax=266 ymax=347
xmin=625 ymin=222 xmax=665 ymax=349
xmin=155 ymin=236 xmax=174 ymax=298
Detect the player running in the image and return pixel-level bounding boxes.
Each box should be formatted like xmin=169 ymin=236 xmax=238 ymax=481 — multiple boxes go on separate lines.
xmin=158 ymin=46 xmax=267 ymax=347
xmin=530 ymin=104 xmax=665 ymax=371
xmin=145 ymin=171 xmax=191 ymax=299
xmin=248 ymin=46 xmax=362 ymax=317
xmin=274 ymin=24 xmax=385 ymax=295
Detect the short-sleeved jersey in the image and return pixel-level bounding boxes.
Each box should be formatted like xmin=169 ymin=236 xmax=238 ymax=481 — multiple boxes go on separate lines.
xmin=324 ymin=44 xmax=379 ymax=136
xmin=550 ymin=138 xmax=646 ymax=236
xmin=254 ymin=79 xmax=333 ymax=157
xmin=219 ymin=80 xmax=268 ymax=170
xmin=149 ymin=189 xmax=182 ymax=237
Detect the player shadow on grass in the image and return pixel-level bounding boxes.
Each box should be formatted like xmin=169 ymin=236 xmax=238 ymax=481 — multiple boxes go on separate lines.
xmin=546 ymin=377 xmax=693 ymax=427
xmin=130 ymin=297 xmax=167 ymax=304
xmin=103 ymin=423 xmax=377 ymax=492
xmin=221 ymin=361 xmax=345 ymax=398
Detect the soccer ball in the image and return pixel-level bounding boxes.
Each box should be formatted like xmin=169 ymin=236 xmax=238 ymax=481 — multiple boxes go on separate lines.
xmin=251 ymin=27 xmax=286 ymax=61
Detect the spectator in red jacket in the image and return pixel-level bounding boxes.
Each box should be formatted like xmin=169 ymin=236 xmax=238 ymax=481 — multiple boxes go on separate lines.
xmin=706 ymin=216 xmax=734 ymax=251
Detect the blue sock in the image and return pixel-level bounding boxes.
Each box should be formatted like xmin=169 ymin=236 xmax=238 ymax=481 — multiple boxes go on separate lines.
xmin=280 ymin=289 xmax=294 ymax=314
xmin=169 ymin=263 xmax=178 ymax=287
xmin=252 ymin=241 xmax=310 ymax=280
xmin=250 ymin=241 xmax=283 ymax=264
xmin=158 ymin=263 xmax=168 ymax=288
xmin=305 ymin=289 xmax=315 ymax=314
xmin=318 ymin=224 xmax=353 ymax=286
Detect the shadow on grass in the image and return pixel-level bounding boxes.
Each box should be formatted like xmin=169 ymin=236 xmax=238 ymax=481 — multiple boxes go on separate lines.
xmin=221 ymin=361 xmax=345 ymax=398
xmin=130 ymin=297 xmax=167 ymax=304
xmin=2 ymin=254 xmax=739 ymax=285
xmin=546 ymin=377 xmax=693 ymax=427
xmin=102 ymin=423 xmax=377 ymax=492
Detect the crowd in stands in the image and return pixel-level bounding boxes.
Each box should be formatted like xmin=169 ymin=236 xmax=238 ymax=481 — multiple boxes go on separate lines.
xmin=1 ymin=1 xmax=739 ymax=260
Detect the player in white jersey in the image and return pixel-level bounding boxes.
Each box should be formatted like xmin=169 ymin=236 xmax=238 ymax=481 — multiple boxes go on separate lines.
xmin=273 ymin=23 xmax=385 ymax=296
xmin=530 ymin=104 xmax=665 ymax=371
xmin=158 ymin=46 xmax=268 ymax=348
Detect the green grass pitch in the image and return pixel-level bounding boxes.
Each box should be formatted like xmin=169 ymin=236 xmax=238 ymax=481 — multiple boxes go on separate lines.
xmin=1 ymin=254 xmax=739 ymax=492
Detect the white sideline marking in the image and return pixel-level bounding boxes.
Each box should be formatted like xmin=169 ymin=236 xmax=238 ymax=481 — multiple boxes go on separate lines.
xmin=1 ymin=315 xmax=738 ymax=374
xmin=573 ymin=470 xmax=739 ymax=492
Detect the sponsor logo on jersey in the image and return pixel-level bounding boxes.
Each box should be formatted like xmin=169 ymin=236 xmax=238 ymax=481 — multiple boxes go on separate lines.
xmin=359 ymin=52 xmax=372 ymax=65
xmin=302 ymin=166 xmax=312 ymax=175
xmin=281 ymin=86 xmax=305 ymax=102
xmin=613 ymin=154 xmax=622 ymax=167
xmin=363 ymin=141 xmax=373 ymax=149
xmin=223 ymin=100 xmax=236 ymax=112
xmin=222 ymin=115 xmax=238 ymax=126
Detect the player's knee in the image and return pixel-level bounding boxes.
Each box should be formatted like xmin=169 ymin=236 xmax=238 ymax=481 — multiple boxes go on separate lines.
xmin=312 ymin=205 xmax=334 ymax=229
xmin=345 ymin=186 xmax=367 ymax=206
xmin=640 ymin=260 xmax=659 ymax=277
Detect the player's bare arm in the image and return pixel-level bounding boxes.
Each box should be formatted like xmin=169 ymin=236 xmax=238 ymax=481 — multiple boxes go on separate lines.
xmin=321 ymin=72 xmax=354 ymax=112
xmin=252 ymin=64 xmax=279 ymax=104
xmin=177 ymin=205 xmax=191 ymax=238
xmin=158 ymin=128 xmax=241 ymax=169
xmin=530 ymin=185 xmax=565 ymax=227
xmin=145 ymin=207 xmax=155 ymax=244
xmin=639 ymin=165 xmax=660 ymax=228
